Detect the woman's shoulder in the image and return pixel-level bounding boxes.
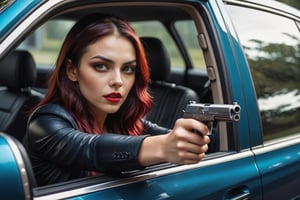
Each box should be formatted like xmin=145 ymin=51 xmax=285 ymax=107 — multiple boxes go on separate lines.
xmin=33 ymin=103 xmax=67 ymax=114
xmin=29 ymin=103 xmax=77 ymax=128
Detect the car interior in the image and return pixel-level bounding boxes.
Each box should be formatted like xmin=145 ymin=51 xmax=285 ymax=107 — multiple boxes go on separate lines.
xmin=141 ymin=37 xmax=200 ymax=129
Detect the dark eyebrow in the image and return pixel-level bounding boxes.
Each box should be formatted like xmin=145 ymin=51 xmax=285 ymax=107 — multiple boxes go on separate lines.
xmin=124 ymin=60 xmax=137 ymax=65
xmin=90 ymin=55 xmax=113 ymax=63
xmin=90 ymin=55 xmax=136 ymax=65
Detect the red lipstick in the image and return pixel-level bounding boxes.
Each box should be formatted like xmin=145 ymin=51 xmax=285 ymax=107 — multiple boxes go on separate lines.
xmin=104 ymin=92 xmax=122 ymax=103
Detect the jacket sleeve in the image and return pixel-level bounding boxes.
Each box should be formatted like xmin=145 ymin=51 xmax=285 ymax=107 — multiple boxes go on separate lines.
xmin=26 ymin=109 xmax=147 ymax=172
xmin=142 ymin=119 xmax=171 ymax=135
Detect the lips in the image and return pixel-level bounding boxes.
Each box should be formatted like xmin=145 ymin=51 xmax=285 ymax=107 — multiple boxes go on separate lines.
xmin=104 ymin=92 xmax=122 ymax=103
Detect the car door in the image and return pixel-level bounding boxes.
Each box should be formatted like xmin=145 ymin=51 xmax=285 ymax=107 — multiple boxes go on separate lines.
xmin=224 ymin=1 xmax=300 ymax=199
xmin=32 ymin=1 xmax=262 ymax=199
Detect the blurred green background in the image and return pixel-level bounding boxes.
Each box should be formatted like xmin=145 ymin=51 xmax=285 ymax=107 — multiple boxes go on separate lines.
xmin=276 ymin=0 xmax=300 ymax=9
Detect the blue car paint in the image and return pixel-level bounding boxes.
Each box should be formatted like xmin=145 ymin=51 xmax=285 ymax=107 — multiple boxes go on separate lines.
xmin=254 ymin=141 xmax=300 ymax=199
xmin=0 ymin=0 xmax=41 ymax=39
xmin=0 ymin=135 xmax=25 ymax=200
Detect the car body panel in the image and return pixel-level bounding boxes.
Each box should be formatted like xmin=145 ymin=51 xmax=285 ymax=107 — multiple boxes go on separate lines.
xmin=0 ymin=133 xmax=27 ymax=199
xmin=0 ymin=0 xmax=41 ymax=39
xmin=254 ymin=138 xmax=300 ymax=199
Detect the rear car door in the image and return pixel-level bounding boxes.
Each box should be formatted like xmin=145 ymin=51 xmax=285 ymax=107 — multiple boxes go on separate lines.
xmin=224 ymin=1 xmax=300 ymax=199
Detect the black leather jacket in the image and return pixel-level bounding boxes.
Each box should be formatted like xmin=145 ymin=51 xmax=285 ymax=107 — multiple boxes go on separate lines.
xmin=23 ymin=104 xmax=169 ymax=186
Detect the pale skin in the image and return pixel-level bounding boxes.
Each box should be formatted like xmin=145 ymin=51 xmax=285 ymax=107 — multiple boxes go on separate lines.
xmin=66 ymin=33 xmax=210 ymax=166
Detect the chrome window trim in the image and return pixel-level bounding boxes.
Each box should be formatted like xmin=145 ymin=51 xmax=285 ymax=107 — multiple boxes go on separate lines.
xmin=257 ymin=134 xmax=300 ymax=150
xmin=223 ymin=0 xmax=300 ymax=21
xmin=0 ymin=132 xmax=31 ymax=200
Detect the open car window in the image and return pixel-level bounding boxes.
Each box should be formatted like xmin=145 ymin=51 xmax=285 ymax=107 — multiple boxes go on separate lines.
xmin=11 ymin=1 xmax=235 ymax=193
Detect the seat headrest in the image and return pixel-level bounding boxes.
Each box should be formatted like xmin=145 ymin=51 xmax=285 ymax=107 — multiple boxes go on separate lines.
xmin=0 ymin=50 xmax=37 ymax=90
xmin=140 ymin=37 xmax=171 ymax=81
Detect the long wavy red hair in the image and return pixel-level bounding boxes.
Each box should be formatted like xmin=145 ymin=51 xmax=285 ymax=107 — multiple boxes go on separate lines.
xmin=35 ymin=14 xmax=152 ymax=135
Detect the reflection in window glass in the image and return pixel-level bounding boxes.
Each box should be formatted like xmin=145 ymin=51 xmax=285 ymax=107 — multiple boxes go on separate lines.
xmin=227 ymin=5 xmax=300 ymax=141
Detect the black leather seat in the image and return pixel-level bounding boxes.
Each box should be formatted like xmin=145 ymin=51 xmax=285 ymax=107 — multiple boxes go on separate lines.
xmin=0 ymin=50 xmax=43 ymax=141
xmin=141 ymin=37 xmax=199 ymax=129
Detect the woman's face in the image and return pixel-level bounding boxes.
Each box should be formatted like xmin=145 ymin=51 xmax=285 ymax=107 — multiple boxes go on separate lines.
xmin=67 ymin=34 xmax=136 ymax=119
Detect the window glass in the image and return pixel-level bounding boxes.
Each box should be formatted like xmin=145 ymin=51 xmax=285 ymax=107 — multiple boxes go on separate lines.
xmin=130 ymin=21 xmax=184 ymax=67
xmin=227 ymin=5 xmax=300 ymax=141
xmin=18 ymin=20 xmax=75 ymax=69
xmin=174 ymin=20 xmax=206 ymax=70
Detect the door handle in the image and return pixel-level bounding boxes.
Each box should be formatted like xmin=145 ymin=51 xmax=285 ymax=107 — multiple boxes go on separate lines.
xmin=224 ymin=186 xmax=250 ymax=200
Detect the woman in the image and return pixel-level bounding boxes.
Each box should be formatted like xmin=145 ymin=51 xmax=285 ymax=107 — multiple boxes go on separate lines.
xmin=23 ymin=13 xmax=210 ymax=186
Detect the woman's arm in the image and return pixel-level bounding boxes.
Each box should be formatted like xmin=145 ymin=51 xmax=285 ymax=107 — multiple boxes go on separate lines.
xmin=138 ymin=118 xmax=210 ymax=166
xmin=25 ymin=110 xmax=147 ymax=172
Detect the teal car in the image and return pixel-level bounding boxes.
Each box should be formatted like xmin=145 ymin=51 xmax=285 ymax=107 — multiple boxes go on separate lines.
xmin=0 ymin=0 xmax=300 ymax=199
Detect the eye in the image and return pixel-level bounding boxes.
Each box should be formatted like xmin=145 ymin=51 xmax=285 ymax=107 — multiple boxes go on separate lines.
xmin=122 ymin=65 xmax=136 ymax=74
xmin=93 ymin=63 xmax=107 ymax=71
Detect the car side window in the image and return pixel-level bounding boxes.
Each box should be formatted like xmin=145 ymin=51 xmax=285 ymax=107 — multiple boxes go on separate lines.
xmin=226 ymin=5 xmax=300 ymax=142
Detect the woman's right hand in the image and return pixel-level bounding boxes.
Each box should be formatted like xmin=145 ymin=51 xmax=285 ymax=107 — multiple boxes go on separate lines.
xmin=138 ymin=118 xmax=210 ymax=166
xmin=161 ymin=118 xmax=210 ymax=164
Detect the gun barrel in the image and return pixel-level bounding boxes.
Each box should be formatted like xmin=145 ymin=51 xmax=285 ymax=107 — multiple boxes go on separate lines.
xmin=183 ymin=102 xmax=241 ymax=122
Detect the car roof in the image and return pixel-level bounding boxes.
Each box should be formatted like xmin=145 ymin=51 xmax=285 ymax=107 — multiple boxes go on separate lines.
xmin=54 ymin=4 xmax=192 ymax=22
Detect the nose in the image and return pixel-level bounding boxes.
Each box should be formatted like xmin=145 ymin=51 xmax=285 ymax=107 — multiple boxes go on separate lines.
xmin=109 ymin=70 xmax=123 ymax=87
